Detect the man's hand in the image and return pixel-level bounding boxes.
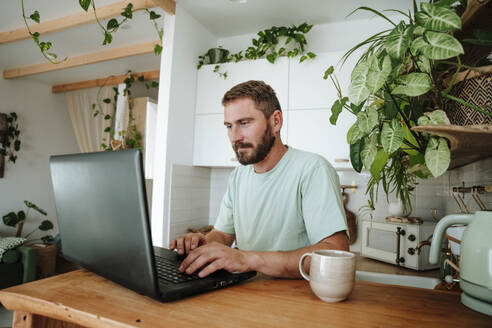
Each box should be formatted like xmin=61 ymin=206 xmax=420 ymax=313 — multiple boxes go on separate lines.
xmin=169 ymin=233 xmax=207 ymax=255
xmin=179 ymin=242 xmax=252 ymax=278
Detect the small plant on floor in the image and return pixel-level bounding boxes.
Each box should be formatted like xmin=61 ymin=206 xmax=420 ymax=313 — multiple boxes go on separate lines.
xmin=2 ymin=201 xmax=54 ymax=245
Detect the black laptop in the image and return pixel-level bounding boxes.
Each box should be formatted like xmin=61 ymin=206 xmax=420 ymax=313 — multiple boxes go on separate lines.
xmin=49 ymin=149 xmax=255 ymax=302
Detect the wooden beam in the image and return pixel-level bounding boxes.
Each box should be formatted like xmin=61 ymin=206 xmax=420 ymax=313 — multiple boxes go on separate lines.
xmin=3 ymin=41 xmax=159 ymax=79
xmin=0 ymin=0 xmax=175 ymax=45
xmin=51 ymin=70 xmax=160 ymax=93
xmin=152 ymin=0 xmax=176 ymax=15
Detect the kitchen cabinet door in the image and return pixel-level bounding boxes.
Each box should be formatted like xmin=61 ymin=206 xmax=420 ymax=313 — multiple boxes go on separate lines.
xmin=193 ymin=114 xmax=238 ymax=167
xmin=195 ymin=57 xmax=289 ymax=114
xmin=289 ymin=50 xmax=362 ymax=110
xmin=287 ymin=109 xmax=356 ymax=170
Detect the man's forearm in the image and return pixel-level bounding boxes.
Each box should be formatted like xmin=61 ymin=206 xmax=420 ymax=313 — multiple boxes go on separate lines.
xmin=244 ymin=231 xmax=349 ymax=278
xmin=205 ymin=229 xmax=234 ymax=246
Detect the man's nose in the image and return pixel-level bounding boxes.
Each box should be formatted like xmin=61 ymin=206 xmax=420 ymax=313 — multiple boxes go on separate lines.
xmin=230 ymin=126 xmax=243 ymax=143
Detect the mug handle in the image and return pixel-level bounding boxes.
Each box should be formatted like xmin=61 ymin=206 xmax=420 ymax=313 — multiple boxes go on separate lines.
xmin=299 ymin=252 xmax=312 ymax=281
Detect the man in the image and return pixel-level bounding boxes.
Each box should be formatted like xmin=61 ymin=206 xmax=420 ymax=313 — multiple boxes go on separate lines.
xmin=169 ymin=80 xmax=348 ymax=278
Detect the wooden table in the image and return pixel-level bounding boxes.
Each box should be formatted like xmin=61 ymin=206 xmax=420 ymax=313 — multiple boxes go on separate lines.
xmin=0 ymin=269 xmax=489 ymax=328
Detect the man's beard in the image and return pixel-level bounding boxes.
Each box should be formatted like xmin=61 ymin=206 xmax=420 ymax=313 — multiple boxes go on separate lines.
xmin=233 ymin=125 xmax=276 ymax=165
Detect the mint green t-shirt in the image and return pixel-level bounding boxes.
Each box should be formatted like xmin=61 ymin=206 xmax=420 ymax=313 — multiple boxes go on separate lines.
xmin=214 ymin=147 xmax=348 ymax=251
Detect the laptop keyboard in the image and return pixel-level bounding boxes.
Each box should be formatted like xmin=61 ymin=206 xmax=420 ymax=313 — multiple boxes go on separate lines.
xmin=155 ymin=255 xmax=200 ymax=284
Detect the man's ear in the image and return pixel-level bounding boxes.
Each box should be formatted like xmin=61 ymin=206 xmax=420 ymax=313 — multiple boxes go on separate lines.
xmin=271 ymin=110 xmax=282 ymax=133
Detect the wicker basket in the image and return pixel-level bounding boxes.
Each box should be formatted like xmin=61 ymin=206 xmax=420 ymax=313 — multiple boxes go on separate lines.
xmin=444 ymin=73 xmax=492 ymax=126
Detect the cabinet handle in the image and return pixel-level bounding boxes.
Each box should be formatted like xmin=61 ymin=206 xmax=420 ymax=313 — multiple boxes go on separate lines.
xmin=334 ymin=158 xmax=349 ymax=163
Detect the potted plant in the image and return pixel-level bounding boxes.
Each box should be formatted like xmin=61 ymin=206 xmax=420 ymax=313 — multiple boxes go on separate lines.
xmin=325 ymin=0 xmax=492 ymax=213
xmin=0 ymin=112 xmax=21 ymax=178
xmin=2 ymin=200 xmax=56 ymax=277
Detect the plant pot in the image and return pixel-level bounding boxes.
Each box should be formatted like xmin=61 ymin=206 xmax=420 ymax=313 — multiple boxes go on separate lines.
xmin=444 ymin=73 xmax=492 ymax=125
xmin=207 ymin=48 xmax=230 ymax=64
xmin=31 ymin=244 xmax=57 ymax=278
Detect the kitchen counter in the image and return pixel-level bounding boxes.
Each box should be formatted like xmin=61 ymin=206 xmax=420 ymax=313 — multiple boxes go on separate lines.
xmin=0 ymin=269 xmax=489 ymax=327
xmin=355 ymin=252 xmax=440 ymax=278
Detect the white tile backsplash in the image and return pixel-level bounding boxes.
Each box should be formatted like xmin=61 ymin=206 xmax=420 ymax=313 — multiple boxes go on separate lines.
xmin=169 ymin=164 xmax=211 ymax=241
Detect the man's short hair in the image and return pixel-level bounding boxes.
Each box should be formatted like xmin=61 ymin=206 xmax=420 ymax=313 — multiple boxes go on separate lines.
xmin=222 ymin=80 xmax=282 ymax=118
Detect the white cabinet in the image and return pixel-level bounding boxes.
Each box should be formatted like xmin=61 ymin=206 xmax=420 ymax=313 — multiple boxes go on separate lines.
xmin=195 ymin=57 xmax=289 ymax=114
xmin=287 ymin=109 xmax=356 ymax=170
xmin=193 ymin=114 xmax=238 ymax=167
xmin=289 ymin=50 xmax=362 ymax=110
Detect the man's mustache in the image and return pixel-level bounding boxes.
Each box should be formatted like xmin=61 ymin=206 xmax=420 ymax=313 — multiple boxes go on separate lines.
xmin=233 ymin=142 xmax=253 ymax=151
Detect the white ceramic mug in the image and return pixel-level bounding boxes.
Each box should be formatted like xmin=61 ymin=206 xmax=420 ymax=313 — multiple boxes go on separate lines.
xmin=299 ymin=249 xmax=356 ymax=302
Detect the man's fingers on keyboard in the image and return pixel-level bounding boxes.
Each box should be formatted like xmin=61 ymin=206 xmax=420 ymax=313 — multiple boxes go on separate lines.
xmin=176 ymin=237 xmax=185 ymax=255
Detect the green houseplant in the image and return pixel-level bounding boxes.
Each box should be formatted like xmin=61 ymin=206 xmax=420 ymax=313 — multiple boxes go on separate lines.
xmin=326 ymin=0 xmax=492 ymax=213
xmin=198 ymin=23 xmax=317 ymax=78
xmin=0 ymin=112 xmax=21 ymax=178
xmin=2 ymin=200 xmax=54 ymax=244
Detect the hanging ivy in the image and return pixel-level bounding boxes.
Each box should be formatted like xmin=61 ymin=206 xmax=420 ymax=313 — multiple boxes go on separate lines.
xmin=21 ymin=0 xmax=164 ymax=64
xmin=90 ymin=71 xmax=159 ymax=151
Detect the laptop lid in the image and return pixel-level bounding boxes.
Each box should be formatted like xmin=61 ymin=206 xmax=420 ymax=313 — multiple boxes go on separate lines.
xmin=49 ymin=150 xmax=159 ymax=299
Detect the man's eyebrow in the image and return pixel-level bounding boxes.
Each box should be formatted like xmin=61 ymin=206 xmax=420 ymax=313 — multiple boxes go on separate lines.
xmin=224 ymin=117 xmax=254 ymax=125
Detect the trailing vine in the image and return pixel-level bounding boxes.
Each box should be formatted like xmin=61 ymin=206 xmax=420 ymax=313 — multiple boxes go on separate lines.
xmin=197 ymin=22 xmax=316 ymax=78
xmin=21 ymin=0 xmax=164 ymax=64
xmin=0 ymin=113 xmax=21 ymax=164
xmin=90 ymin=71 xmax=159 ymax=151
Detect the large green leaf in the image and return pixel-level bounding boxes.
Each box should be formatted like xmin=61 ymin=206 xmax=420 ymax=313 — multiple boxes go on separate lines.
xmin=2 ymin=212 xmax=19 ymax=227
xmin=361 ymin=133 xmax=378 ymax=169
xmin=417 ymin=109 xmax=450 ymax=126
xmin=348 ymin=122 xmax=364 ymax=144
xmin=367 ymin=55 xmax=392 ymax=93
xmin=384 ymin=92 xmax=399 ymax=119
xmin=416 ymin=3 xmax=461 ymax=32
xmin=421 ymin=31 xmax=464 ymax=60
xmin=330 ymin=97 xmax=348 ymax=125
xmin=385 ymin=22 xmax=413 ymax=59
xmin=39 ymin=220 xmax=54 ymax=231
xmin=350 ymin=139 xmax=364 ymax=173
xmin=401 ymin=125 xmax=420 ymax=156
xmin=392 ymin=73 xmax=432 ymax=96
xmin=24 ymin=200 xmax=47 ymax=216
xmin=425 ymin=137 xmax=450 ymax=177
xmin=349 ymin=59 xmax=371 ymax=105
xmin=370 ymin=149 xmax=389 ymax=181
xmin=348 ymin=81 xmax=370 ymax=106
xmin=410 ymin=37 xmax=428 ymax=55
xmin=381 ymin=118 xmax=403 ymax=154
xmin=357 ymin=107 xmax=379 ymax=134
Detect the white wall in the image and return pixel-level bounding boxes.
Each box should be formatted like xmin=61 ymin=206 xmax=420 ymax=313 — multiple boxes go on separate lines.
xmin=0 ymin=77 xmax=79 ymax=240
xmin=152 ymin=5 xmax=217 ymax=246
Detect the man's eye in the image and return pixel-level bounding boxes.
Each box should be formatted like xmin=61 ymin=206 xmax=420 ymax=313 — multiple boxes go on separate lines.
xmin=240 ymin=121 xmax=249 ymax=126
xmin=225 ymin=125 xmax=231 ymax=129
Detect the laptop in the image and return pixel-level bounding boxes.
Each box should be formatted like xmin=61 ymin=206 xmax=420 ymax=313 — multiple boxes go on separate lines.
xmin=49 ymin=149 xmax=256 ymax=302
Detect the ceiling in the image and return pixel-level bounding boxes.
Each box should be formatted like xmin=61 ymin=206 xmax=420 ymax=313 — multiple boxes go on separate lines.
xmin=0 ymin=0 xmax=415 ymax=86
xmin=176 ymin=0 xmax=415 ymax=38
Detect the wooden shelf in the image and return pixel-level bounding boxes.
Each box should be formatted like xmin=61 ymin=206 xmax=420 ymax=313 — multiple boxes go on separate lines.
xmin=412 ymin=124 xmax=492 ymax=169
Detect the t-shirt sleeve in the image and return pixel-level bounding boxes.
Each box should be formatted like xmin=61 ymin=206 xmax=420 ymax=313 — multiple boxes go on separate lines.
xmin=214 ymin=171 xmax=236 ymax=235
xmin=301 ymin=162 xmax=348 ymax=244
